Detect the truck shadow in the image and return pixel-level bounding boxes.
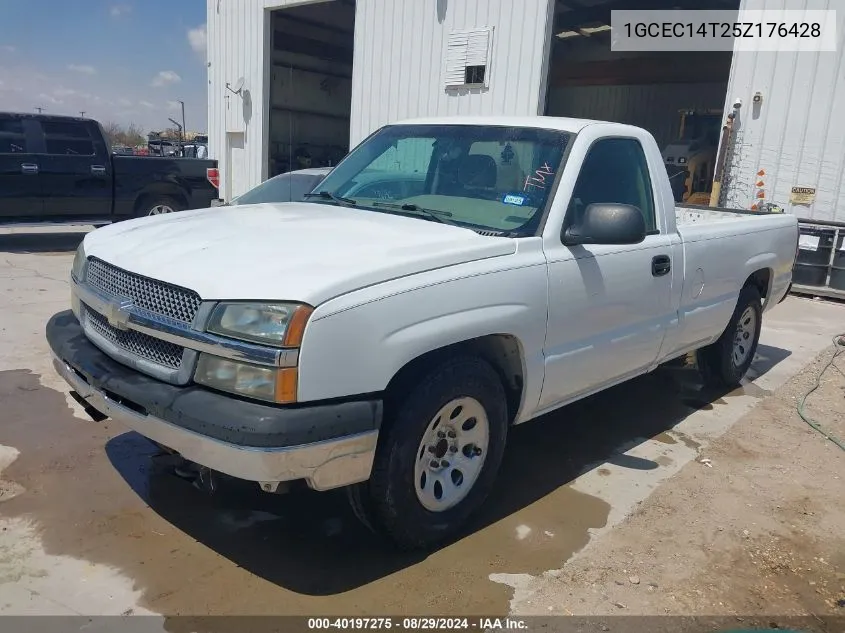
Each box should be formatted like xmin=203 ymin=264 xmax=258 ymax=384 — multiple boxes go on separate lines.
xmin=107 ymin=344 xmax=790 ymax=596
xmin=0 ymin=231 xmax=87 ymax=254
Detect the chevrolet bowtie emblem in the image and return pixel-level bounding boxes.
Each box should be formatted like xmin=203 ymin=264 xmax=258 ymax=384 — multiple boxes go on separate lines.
xmin=104 ymin=298 xmax=133 ymax=331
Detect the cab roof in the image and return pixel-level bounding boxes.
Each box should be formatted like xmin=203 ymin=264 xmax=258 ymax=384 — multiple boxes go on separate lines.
xmin=390 ymin=115 xmax=602 ymax=135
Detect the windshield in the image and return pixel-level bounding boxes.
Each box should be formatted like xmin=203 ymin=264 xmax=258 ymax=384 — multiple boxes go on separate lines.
xmin=230 ymin=172 xmax=328 ymax=205
xmin=311 ymin=124 xmax=571 ymax=236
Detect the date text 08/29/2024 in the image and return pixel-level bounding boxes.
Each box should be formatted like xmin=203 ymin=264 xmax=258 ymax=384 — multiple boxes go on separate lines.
xmin=307 ymin=618 xmax=528 ymax=630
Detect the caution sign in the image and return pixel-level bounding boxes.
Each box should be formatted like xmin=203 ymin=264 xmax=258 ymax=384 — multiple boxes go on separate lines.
xmin=790 ymin=186 xmax=816 ymax=205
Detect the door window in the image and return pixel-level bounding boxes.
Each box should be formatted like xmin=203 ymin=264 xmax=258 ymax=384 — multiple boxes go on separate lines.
xmin=0 ymin=117 xmax=28 ymax=154
xmin=41 ymin=120 xmax=96 ymax=156
xmin=566 ymin=138 xmax=656 ymax=234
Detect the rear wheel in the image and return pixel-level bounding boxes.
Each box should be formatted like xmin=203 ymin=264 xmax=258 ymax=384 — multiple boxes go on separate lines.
xmin=347 ymin=356 xmax=508 ymax=549
xmin=697 ymin=284 xmax=762 ymax=388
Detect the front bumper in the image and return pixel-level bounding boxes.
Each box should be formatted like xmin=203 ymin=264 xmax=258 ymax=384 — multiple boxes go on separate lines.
xmin=47 ymin=310 xmax=382 ymax=491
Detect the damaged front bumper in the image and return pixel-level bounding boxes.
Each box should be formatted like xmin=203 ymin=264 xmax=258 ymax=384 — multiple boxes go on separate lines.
xmin=46 ymin=310 xmax=382 ymax=492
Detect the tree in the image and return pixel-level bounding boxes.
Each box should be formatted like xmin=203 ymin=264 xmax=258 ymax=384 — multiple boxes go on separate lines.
xmin=101 ymin=121 xmax=146 ymax=147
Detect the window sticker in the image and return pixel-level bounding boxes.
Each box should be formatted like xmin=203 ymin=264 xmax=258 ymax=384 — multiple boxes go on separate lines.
xmin=502 ymin=193 xmax=528 ymax=206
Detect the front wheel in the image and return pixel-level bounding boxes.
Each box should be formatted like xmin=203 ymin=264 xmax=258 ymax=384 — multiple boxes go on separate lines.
xmin=697 ymin=284 xmax=762 ymax=388
xmin=348 ymin=356 xmax=508 ymax=550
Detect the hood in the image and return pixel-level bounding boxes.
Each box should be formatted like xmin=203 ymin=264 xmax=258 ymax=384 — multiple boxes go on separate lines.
xmin=83 ymin=203 xmax=516 ymax=305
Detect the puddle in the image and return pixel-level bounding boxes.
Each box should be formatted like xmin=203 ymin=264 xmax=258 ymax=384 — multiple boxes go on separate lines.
xmin=655 ymin=455 xmax=674 ymax=467
xmin=653 ymin=432 xmax=678 ymax=445
xmin=652 ymin=429 xmax=701 ymax=451
xmin=733 ymin=380 xmax=773 ymax=398
xmin=0 ymin=369 xmax=610 ymax=616
xmin=672 ymin=431 xmax=702 ymax=451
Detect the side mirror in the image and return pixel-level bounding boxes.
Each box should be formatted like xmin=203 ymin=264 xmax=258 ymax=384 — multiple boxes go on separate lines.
xmin=562 ymin=203 xmax=647 ymax=246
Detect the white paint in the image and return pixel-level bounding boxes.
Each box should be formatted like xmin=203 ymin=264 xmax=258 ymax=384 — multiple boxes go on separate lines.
xmin=515 ymin=525 xmax=532 ymax=540
xmin=721 ymin=0 xmax=845 ymax=221
xmin=81 ymin=202 xmax=517 ymax=305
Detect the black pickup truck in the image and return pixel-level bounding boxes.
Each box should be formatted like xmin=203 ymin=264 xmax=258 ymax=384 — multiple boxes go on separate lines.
xmin=0 ymin=112 xmax=218 ymax=225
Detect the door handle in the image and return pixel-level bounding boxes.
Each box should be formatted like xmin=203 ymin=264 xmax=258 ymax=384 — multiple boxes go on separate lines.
xmin=652 ymin=255 xmax=671 ymax=277
xmin=91 ymin=165 xmax=107 ymax=175
xmin=21 ymin=163 xmax=38 ymax=175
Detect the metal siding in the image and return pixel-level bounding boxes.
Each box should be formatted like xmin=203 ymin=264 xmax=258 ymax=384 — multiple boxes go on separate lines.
xmin=349 ymin=0 xmax=554 ymax=145
xmin=207 ymin=0 xmax=329 ymax=200
xmin=722 ymin=0 xmax=845 ymax=221
xmin=547 ymin=82 xmax=728 ymax=150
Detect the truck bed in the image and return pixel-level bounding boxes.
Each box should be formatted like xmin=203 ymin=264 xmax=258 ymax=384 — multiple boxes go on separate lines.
xmin=675 ymin=202 xmax=781 ymax=226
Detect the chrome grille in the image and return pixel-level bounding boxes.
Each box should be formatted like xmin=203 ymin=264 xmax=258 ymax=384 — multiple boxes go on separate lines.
xmin=86 ymin=258 xmax=201 ymax=324
xmin=85 ymin=306 xmax=185 ymax=370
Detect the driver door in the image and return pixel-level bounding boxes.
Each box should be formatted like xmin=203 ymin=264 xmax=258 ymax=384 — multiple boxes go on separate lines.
xmin=539 ymin=137 xmax=676 ymax=409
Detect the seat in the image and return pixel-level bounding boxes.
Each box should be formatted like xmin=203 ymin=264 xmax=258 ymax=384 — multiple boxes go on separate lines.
xmin=458 ymin=154 xmax=498 ymax=189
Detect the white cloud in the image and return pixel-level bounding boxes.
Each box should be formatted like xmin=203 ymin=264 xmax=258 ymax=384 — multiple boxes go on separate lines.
xmin=1 ymin=45 xmax=16 ymax=53
xmin=38 ymin=92 xmax=64 ymax=106
xmin=166 ymin=101 xmax=182 ymax=112
xmin=139 ymin=100 xmax=156 ymax=109
xmin=68 ymin=64 xmax=97 ymax=75
xmin=110 ymin=4 xmax=131 ymax=17
xmin=54 ymin=87 xmax=83 ymax=98
xmin=188 ymin=24 xmax=207 ymax=58
xmin=151 ymin=70 xmax=181 ymax=87
xmin=117 ymin=97 xmax=132 ymax=107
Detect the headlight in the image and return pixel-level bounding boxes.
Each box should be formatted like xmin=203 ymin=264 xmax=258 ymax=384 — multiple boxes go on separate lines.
xmin=194 ymin=354 xmax=298 ymax=403
xmin=71 ymin=243 xmax=87 ymax=281
xmin=206 ymin=302 xmax=312 ymax=347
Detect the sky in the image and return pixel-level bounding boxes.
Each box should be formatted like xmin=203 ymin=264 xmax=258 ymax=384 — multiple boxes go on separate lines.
xmin=0 ymin=0 xmax=208 ymax=134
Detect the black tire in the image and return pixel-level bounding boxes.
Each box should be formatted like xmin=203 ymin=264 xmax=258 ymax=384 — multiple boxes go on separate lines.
xmin=697 ymin=284 xmax=762 ymax=388
xmin=348 ymin=356 xmax=508 ymax=550
xmin=345 ymin=483 xmax=378 ymax=534
xmin=136 ymin=195 xmax=184 ymax=218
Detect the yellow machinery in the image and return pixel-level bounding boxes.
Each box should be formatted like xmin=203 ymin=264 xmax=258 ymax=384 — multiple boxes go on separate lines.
xmin=661 ymin=109 xmax=723 ymax=205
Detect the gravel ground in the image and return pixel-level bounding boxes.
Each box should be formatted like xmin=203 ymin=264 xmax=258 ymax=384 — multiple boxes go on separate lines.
xmin=511 ymin=340 xmax=845 ymax=618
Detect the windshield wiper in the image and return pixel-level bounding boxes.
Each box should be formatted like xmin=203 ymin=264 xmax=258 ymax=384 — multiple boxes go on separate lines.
xmin=303 ymin=190 xmax=359 ymax=207
xmin=369 ymin=201 xmax=458 ymax=226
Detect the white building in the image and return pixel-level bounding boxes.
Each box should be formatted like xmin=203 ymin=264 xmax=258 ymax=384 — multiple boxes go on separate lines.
xmin=207 ymin=0 xmax=845 ymax=226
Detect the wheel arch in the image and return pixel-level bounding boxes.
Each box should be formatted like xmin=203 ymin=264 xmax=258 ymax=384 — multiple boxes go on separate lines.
xmin=741 ymin=254 xmax=775 ymax=302
xmin=744 ymin=265 xmax=773 ymax=309
xmin=133 ymin=186 xmax=188 ymax=215
xmin=382 ymin=334 xmax=527 ymax=427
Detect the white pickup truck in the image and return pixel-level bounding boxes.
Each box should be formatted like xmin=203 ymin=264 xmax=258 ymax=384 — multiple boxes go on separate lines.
xmin=47 ymin=116 xmax=799 ymax=549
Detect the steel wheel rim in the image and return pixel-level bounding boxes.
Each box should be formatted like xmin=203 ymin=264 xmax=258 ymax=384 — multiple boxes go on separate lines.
xmin=413 ymin=397 xmax=490 ymax=513
xmin=149 ymin=205 xmax=174 ymax=215
xmin=732 ymin=305 xmax=757 ymax=367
